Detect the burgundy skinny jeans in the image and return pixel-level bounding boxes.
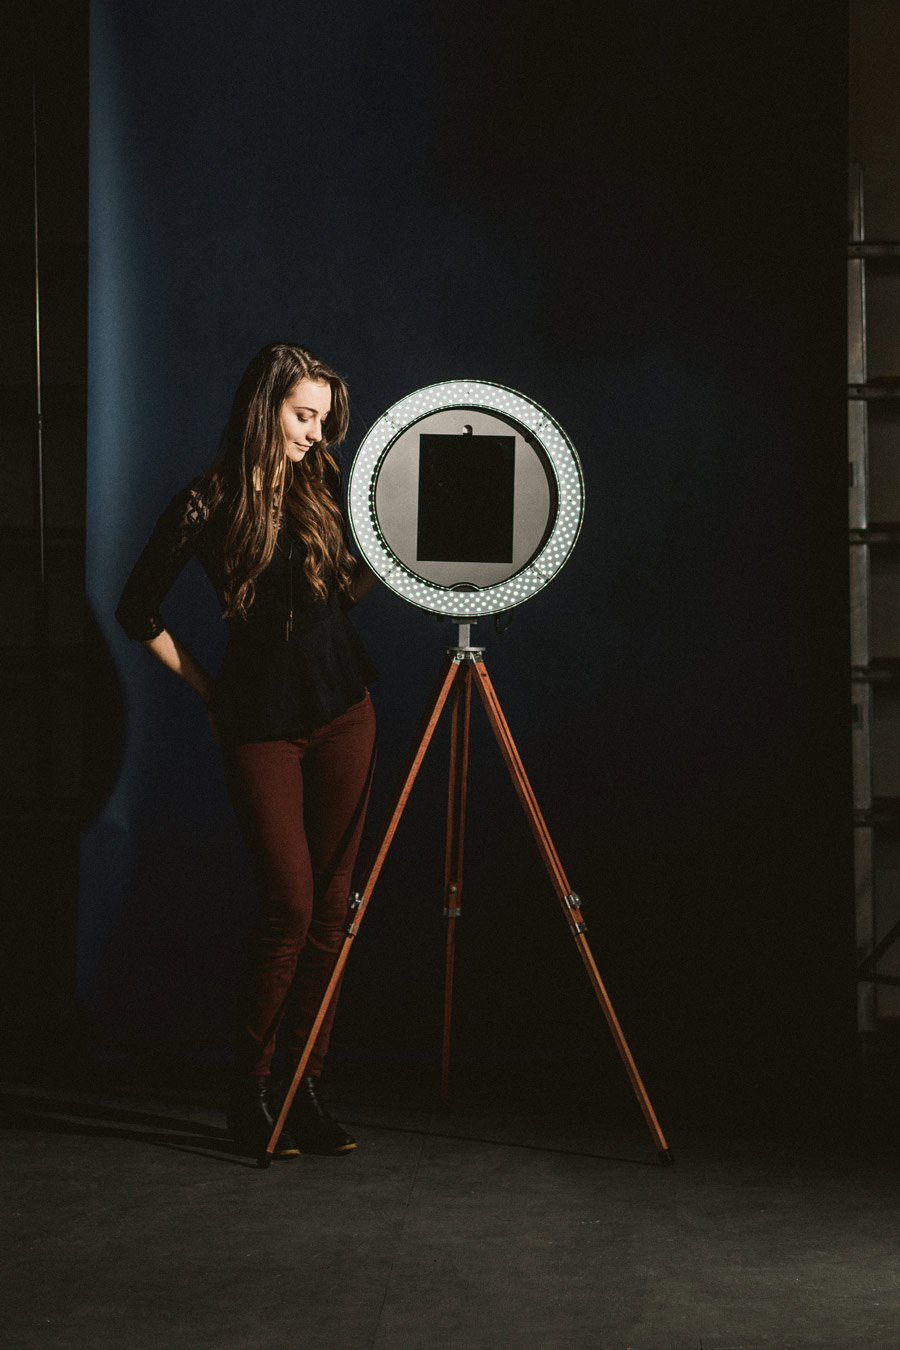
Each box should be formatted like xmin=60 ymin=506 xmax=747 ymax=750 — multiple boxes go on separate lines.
xmin=223 ymin=693 xmax=376 ymax=1079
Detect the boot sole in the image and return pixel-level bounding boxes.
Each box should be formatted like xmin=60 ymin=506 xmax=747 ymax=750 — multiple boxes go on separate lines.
xmin=294 ymin=1139 xmax=357 ymax=1156
xmin=230 ymin=1136 xmax=300 ymax=1160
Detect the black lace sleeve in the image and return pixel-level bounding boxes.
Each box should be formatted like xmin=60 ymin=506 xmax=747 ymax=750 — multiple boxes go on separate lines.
xmin=115 ymin=479 xmax=211 ymax=641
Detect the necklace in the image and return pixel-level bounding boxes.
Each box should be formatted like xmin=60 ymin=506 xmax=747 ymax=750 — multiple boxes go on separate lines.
xmin=274 ymin=528 xmax=293 ymax=640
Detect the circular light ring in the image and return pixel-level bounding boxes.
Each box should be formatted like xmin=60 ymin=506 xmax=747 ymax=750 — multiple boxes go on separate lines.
xmin=347 ymin=380 xmax=584 ymax=618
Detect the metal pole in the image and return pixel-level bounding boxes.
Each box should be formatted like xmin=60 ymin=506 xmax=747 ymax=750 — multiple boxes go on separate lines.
xmin=31 ymin=62 xmax=48 ymax=649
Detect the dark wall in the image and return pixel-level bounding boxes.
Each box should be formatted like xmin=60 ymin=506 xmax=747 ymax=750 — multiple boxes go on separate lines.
xmin=81 ymin=0 xmax=851 ymax=1123
xmin=1 ymin=4 xmax=89 ymax=1073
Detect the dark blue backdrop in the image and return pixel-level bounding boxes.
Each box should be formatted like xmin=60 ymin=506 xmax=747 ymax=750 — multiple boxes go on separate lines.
xmin=82 ymin=0 xmax=851 ymax=1117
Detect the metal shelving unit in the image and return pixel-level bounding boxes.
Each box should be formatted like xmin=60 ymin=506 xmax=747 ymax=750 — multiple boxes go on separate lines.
xmin=849 ymin=163 xmax=900 ymax=1032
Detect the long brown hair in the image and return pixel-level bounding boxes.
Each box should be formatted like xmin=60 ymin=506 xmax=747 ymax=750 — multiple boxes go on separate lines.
xmin=203 ymin=343 xmax=355 ymax=619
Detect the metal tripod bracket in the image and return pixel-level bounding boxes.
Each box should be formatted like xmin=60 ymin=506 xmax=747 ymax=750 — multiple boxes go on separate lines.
xmin=445 ymin=619 xmax=485 ymax=663
xmin=345 ymin=890 xmax=363 ymax=936
xmin=563 ymin=891 xmax=588 ymax=934
xmin=448 ymin=647 xmax=486 ymax=664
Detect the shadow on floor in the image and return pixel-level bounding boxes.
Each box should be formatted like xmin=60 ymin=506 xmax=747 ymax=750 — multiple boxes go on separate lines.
xmin=0 ymin=1084 xmax=662 ymax=1170
xmin=0 ymin=1090 xmax=255 ymax=1167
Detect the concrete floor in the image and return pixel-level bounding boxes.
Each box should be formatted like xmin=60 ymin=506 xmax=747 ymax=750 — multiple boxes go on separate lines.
xmin=1 ymin=1079 xmax=899 ymax=1350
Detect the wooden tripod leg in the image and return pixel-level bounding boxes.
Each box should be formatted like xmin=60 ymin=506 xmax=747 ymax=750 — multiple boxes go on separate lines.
xmin=258 ymin=657 xmax=462 ymax=1167
xmin=440 ymin=663 xmax=472 ymax=1103
xmin=470 ymin=660 xmax=672 ymax=1164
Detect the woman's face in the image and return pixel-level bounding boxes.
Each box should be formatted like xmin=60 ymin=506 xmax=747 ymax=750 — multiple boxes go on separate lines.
xmin=279 ymin=377 xmax=333 ymax=463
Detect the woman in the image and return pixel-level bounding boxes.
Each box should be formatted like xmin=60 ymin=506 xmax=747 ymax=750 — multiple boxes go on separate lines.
xmin=116 ymin=343 xmax=378 ymax=1160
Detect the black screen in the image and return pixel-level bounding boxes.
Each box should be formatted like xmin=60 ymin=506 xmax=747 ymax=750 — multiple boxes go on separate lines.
xmin=416 ymin=434 xmax=516 ymax=563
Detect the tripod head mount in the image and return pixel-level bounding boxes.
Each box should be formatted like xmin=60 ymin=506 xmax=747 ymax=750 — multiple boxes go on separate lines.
xmin=446 ymin=620 xmax=485 ymax=663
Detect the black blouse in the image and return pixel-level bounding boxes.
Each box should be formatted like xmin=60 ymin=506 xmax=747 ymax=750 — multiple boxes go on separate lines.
xmin=115 ymin=473 xmax=378 ymax=743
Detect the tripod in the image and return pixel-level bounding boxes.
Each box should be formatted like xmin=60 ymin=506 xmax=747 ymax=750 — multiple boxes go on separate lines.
xmin=261 ymin=625 xmax=672 ymax=1167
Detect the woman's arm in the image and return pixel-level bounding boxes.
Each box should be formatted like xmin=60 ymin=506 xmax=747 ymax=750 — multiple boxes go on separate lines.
xmin=117 ymin=480 xmax=221 ymax=732
xmin=141 ymin=628 xmax=219 ymax=740
xmin=141 ymin=628 xmax=213 ymax=703
xmin=347 ymin=557 xmax=377 ymax=605
xmin=116 ymin=480 xmax=208 ymax=642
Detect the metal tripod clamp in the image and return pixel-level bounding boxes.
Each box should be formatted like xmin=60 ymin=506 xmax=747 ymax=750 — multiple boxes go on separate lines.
xmin=563 ymin=891 xmax=587 ymax=935
xmin=443 ymin=882 xmax=461 ymax=918
xmin=448 ymin=648 xmax=486 ymax=664
xmin=345 ymin=890 xmax=363 ymax=936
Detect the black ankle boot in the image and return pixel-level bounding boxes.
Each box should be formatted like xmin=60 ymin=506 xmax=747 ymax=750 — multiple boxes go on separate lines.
xmin=285 ymin=1075 xmax=356 ymax=1155
xmin=226 ymin=1075 xmax=299 ymax=1159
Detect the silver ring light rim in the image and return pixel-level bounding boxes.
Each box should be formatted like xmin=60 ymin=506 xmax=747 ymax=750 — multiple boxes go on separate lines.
xmin=346 ymin=379 xmax=585 ymax=618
